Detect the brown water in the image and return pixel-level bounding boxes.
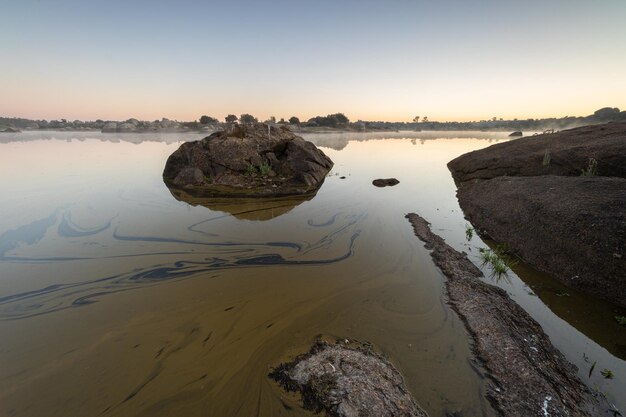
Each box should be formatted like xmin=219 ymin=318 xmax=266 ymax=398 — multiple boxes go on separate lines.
xmin=0 ymin=130 xmax=623 ymax=416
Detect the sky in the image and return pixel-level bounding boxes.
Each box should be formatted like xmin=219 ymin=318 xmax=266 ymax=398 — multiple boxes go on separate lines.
xmin=1 ymin=0 xmax=625 ymax=122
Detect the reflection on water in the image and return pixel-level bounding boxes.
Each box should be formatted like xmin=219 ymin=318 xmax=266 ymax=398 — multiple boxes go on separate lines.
xmin=167 ymin=187 xmax=316 ymax=221
xmin=511 ymin=260 xmax=626 ymax=359
xmin=0 ymin=131 xmax=623 ymax=416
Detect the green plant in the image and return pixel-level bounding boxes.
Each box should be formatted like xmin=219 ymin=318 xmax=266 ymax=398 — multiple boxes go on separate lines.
xmin=581 ymin=158 xmax=598 ymax=176
xmin=542 ymin=149 xmax=551 ymax=166
xmin=245 ymin=164 xmax=257 ymax=176
xmin=478 ymin=246 xmax=518 ymax=280
xmin=600 ymin=368 xmax=614 ymax=379
xmin=615 ymin=316 xmax=626 ymax=326
xmin=465 ymin=225 xmax=474 ymax=241
xmin=259 ymin=162 xmax=271 ymax=176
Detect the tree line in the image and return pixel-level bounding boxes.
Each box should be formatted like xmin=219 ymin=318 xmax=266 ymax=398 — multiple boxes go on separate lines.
xmin=3 ymin=107 xmax=625 ymax=132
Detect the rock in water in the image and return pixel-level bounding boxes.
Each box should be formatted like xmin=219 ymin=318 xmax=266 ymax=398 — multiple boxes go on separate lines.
xmin=372 ymin=178 xmax=400 ymax=187
xmin=163 ymin=123 xmax=333 ymax=197
xmin=508 ymin=130 xmax=523 ymax=137
xmin=270 ymin=340 xmax=428 ymax=417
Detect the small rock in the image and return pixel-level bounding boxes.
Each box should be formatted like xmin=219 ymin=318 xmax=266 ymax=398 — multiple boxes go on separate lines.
xmin=372 ymin=178 xmax=399 ymax=187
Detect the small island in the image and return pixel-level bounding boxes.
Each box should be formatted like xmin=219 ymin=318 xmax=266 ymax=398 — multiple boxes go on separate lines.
xmin=163 ymin=123 xmax=333 ymax=197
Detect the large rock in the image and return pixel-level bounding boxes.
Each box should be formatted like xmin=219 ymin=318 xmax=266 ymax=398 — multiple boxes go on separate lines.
xmin=457 ymin=176 xmax=626 ymax=307
xmin=448 ymin=122 xmax=626 ymax=307
xmin=163 ymin=123 xmax=333 ymax=197
xmin=448 ymin=122 xmax=626 ymax=182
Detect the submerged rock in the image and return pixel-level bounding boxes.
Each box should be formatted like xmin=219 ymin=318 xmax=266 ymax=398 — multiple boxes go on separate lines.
xmin=163 ymin=123 xmax=333 ymax=197
xmin=270 ymin=339 xmax=427 ymax=417
xmin=508 ymin=130 xmax=523 ymax=137
xmin=372 ymin=178 xmax=399 ymax=187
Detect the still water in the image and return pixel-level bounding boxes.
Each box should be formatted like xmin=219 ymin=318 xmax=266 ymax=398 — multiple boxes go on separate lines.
xmin=0 ymin=130 xmax=623 ymax=416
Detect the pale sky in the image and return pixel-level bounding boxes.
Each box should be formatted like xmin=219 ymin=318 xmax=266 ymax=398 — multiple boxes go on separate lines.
xmin=1 ymin=0 xmax=625 ymax=122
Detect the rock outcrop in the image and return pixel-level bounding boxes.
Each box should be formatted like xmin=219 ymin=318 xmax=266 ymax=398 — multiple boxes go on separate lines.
xmin=448 ymin=122 xmax=626 ymax=182
xmin=457 ymin=176 xmax=626 ymax=307
xmin=163 ymin=123 xmax=333 ymax=197
xmin=270 ymin=339 xmax=427 ymax=417
xmin=448 ymin=123 xmax=626 ymax=308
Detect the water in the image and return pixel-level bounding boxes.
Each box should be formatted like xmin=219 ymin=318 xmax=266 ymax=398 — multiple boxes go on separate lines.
xmin=0 ymin=130 xmax=623 ymax=416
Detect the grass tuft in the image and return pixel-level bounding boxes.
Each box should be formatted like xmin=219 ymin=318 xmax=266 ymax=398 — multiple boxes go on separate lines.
xmin=259 ymin=162 xmax=271 ymax=176
xmin=600 ymin=369 xmax=614 ymax=379
xmin=478 ymin=246 xmax=518 ymax=280
xmin=581 ymin=157 xmax=598 ymax=176
xmin=245 ymin=164 xmax=257 ymax=176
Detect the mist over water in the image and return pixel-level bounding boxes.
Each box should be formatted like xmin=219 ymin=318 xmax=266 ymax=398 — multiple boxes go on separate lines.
xmin=0 ymin=131 xmax=623 ymax=416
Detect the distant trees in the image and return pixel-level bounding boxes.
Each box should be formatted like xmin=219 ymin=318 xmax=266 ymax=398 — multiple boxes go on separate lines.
xmin=422 ymin=116 xmax=429 ymax=123
xmin=289 ymin=116 xmax=300 ymax=125
xmin=413 ymin=116 xmax=420 ymax=123
xmin=225 ymin=114 xmax=238 ymax=123
xmin=240 ymin=114 xmax=258 ymax=124
xmin=306 ymin=113 xmax=349 ymax=128
xmin=200 ymin=115 xmax=218 ymax=124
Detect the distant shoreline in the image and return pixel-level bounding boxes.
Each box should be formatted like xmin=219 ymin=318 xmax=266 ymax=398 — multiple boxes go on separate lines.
xmin=2 ymin=106 xmax=625 ymax=134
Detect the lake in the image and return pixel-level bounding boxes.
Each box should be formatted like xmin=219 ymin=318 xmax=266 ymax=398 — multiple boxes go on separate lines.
xmin=0 ymin=130 xmax=623 ymax=416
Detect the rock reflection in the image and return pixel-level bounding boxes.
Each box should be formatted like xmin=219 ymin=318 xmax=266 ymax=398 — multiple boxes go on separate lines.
xmin=166 ymin=186 xmax=316 ymax=221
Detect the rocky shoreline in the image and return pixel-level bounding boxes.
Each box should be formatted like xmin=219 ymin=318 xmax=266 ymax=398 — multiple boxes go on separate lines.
xmin=447 ymin=123 xmax=626 ymax=308
xmin=405 ymin=213 xmax=604 ymax=417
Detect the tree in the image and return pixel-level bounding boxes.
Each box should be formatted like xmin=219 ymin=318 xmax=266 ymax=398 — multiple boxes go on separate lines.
xmin=225 ymin=114 xmax=238 ymax=123
xmin=279 ymin=117 xmax=286 ymax=124
xmin=306 ymin=113 xmax=350 ymax=128
xmin=413 ymin=116 xmax=420 ymax=123
xmin=200 ymin=115 xmax=218 ymax=124
xmin=422 ymin=116 xmax=429 ymax=123
xmin=240 ymin=114 xmax=258 ymax=124
xmin=289 ymin=116 xmax=300 ymax=125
